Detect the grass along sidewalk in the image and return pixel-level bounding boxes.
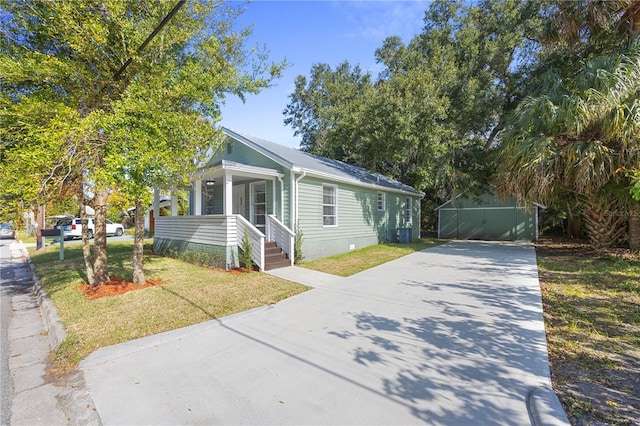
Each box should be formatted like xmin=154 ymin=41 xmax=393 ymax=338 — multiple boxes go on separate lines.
xmin=28 ymin=241 xmax=309 ymax=373
xmin=300 ymin=238 xmax=444 ymax=276
xmin=536 ymin=238 xmax=640 ymax=425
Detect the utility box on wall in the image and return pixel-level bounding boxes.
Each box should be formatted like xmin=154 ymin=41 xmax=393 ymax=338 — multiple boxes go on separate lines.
xmin=397 ymin=227 xmax=413 ymax=243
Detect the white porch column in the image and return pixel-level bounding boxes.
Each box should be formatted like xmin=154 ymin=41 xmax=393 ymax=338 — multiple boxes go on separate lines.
xmin=272 ymin=179 xmax=276 ymax=216
xmin=224 ymin=172 xmax=233 ymax=215
xmin=194 ymin=179 xmax=202 ymax=216
xmin=153 ymin=188 xmax=160 ymax=219
xmin=170 ymin=189 xmax=178 ymax=216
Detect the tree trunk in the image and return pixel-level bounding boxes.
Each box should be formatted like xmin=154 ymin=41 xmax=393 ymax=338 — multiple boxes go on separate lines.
xmin=629 ymin=209 xmax=640 ymax=250
xmin=132 ymin=199 xmax=146 ymax=285
xmin=583 ymin=194 xmax=627 ymax=249
xmin=484 ymin=120 xmax=505 ymax=150
xmin=36 ymin=204 xmax=45 ymax=250
xmin=78 ymin=183 xmax=96 ymax=285
xmin=565 ymin=202 xmax=582 ymax=238
xmin=92 ymin=188 xmax=110 ymax=285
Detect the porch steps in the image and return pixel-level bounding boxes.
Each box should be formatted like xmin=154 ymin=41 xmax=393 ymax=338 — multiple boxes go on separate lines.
xmin=264 ymin=241 xmax=291 ymax=271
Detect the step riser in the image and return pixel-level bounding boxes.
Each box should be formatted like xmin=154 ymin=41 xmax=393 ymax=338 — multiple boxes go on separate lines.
xmin=262 ymin=241 xmax=291 ymax=270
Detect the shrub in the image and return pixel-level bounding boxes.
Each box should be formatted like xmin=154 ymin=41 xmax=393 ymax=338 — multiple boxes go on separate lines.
xmin=239 ymin=228 xmax=254 ymax=270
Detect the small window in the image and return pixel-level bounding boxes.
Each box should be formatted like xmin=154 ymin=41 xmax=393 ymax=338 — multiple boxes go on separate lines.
xmin=405 ymin=197 xmax=412 ymax=224
xmin=322 ymin=184 xmax=337 ymax=226
xmin=226 ymin=141 xmax=233 ymax=155
xmin=377 ymin=192 xmax=386 ymax=211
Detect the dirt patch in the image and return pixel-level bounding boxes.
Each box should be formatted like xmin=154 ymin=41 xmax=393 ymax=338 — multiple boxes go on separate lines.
xmin=535 ymin=237 xmax=640 ymax=425
xmin=77 ymin=276 xmax=163 ymax=299
xmin=535 ymin=236 xmax=639 ymax=260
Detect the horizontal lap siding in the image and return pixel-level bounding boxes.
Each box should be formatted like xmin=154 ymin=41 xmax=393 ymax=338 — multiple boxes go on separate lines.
xmin=208 ymin=137 xmax=284 ymax=170
xmin=298 ymin=177 xmax=417 ymax=261
xmin=154 ymin=216 xmax=236 ymax=246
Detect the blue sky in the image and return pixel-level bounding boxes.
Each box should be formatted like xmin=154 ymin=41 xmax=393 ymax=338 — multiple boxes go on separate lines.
xmin=220 ymin=0 xmax=432 ymax=147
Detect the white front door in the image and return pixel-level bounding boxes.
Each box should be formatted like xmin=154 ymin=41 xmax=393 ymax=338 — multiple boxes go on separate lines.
xmin=232 ymin=184 xmax=245 ymax=216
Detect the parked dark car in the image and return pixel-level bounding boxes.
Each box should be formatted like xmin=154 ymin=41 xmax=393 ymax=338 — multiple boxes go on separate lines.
xmin=0 ymin=223 xmax=16 ymax=240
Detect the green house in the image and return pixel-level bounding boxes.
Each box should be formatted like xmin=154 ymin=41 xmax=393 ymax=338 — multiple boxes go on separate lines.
xmin=436 ymin=193 xmax=544 ymax=241
xmin=152 ymin=128 xmax=423 ymax=271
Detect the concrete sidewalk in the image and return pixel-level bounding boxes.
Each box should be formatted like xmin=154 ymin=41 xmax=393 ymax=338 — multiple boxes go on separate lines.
xmin=80 ymin=240 xmax=569 ymax=425
xmin=2 ymin=241 xmax=100 ymax=426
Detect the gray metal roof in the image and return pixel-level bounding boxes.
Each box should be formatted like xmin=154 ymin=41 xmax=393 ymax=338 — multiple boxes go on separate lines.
xmin=223 ymin=128 xmax=421 ymax=196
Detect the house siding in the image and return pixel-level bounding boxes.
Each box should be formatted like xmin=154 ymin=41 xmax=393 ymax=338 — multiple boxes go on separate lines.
xmin=206 ymin=137 xmax=291 ymax=226
xmin=297 ymin=176 xmax=421 ymax=261
xmin=174 ymin=131 xmax=423 ymax=267
xmin=153 ymin=216 xmax=239 ymax=268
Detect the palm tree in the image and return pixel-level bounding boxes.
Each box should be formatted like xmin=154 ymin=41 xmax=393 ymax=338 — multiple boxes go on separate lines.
xmin=496 ymin=40 xmax=640 ymax=248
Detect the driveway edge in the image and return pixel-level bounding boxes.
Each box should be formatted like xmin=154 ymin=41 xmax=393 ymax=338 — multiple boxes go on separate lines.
xmin=528 ymin=386 xmax=570 ymax=426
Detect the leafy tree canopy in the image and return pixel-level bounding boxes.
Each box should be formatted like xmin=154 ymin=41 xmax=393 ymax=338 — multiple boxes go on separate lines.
xmin=0 ymin=0 xmax=285 ymax=283
xmin=284 ymin=0 xmax=542 ymax=227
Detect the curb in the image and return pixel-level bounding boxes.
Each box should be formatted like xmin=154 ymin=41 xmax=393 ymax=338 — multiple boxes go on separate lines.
xmin=18 ymin=241 xmax=66 ymax=350
xmin=528 ymin=386 xmax=570 ymax=426
xmin=30 ymin=263 xmax=67 ymax=351
xmin=17 ymin=242 xmax=103 ymax=425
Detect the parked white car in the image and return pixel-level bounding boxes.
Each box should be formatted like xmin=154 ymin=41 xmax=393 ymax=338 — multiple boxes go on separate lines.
xmin=54 ymin=217 xmax=124 ymax=240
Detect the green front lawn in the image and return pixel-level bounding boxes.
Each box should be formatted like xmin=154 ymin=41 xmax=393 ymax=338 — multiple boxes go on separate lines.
xmin=300 ymin=238 xmax=445 ymax=276
xmin=29 ymin=241 xmax=309 ymax=373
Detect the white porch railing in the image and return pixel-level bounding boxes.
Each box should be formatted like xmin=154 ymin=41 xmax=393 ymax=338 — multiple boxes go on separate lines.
xmin=266 ymin=215 xmax=295 ymax=267
xmin=236 ymin=214 xmax=265 ymax=271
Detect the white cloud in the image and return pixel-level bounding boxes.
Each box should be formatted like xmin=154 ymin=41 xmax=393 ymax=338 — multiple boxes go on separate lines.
xmin=336 ymin=0 xmax=432 ymax=44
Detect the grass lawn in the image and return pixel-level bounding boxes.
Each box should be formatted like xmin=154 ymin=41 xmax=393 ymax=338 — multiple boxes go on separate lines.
xmin=16 ymin=229 xmax=36 ymax=244
xmin=29 ymin=241 xmax=309 ymax=373
xmin=536 ymin=238 xmax=640 ymax=425
xmin=300 ymin=238 xmax=444 ymax=276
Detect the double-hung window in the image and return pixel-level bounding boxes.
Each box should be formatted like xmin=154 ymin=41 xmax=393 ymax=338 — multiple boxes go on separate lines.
xmin=377 ymin=192 xmax=386 ymax=211
xmin=405 ymin=197 xmax=412 ymax=224
xmin=322 ymin=184 xmax=337 ymax=226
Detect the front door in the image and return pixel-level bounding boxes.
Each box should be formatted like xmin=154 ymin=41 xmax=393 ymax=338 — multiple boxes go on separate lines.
xmin=232 ymin=184 xmax=245 ymax=216
xmin=250 ymin=181 xmax=266 ymax=230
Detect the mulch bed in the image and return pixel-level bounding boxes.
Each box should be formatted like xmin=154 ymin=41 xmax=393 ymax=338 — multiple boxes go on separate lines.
xmin=76 ymin=267 xmax=253 ymax=300
xmin=77 ymin=276 xmax=163 ymax=299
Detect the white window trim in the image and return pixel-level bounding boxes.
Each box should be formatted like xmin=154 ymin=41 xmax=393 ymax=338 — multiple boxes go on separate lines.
xmin=377 ymin=192 xmax=386 ymax=211
xmin=405 ymin=197 xmax=412 ymax=224
xmin=250 ymin=181 xmax=267 ymax=229
xmin=322 ymin=183 xmax=338 ymax=227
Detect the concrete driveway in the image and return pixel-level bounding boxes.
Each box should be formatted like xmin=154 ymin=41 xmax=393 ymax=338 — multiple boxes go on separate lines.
xmin=80 ymin=241 xmax=568 ymax=425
